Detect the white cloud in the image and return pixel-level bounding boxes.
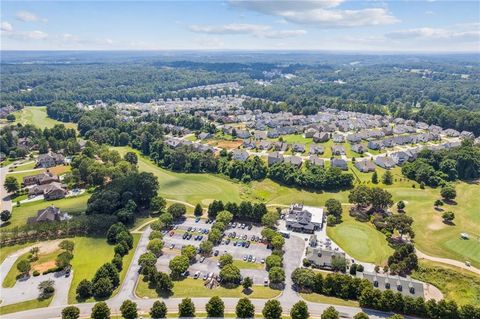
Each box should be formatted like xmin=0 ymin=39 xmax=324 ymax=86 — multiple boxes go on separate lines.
xmin=3 ymin=30 xmax=48 ymax=40
xmin=229 ymin=0 xmax=399 ymax=27
xmin=16 ymin=11 xmax=46 ymax=22
xmin=194 ymin=36 xmax=225 ymax=48
xmin=1 ymin=22 xmax=13 ymax=32
xmin=387 ymin=27 xmax=480 ymax=42
xmin=189 ymin=23 xmax=306 ymax=39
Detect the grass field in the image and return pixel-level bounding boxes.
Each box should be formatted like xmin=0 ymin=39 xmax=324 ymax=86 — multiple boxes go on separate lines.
xmin=136 ymin=276 xmax=281 ymax=299
xmin=2 ymin=194 xmax=89 ymax=230
xmin=0 ymin=296 xmax=52 ymax=315
xmin=300 ymin=293 xmax=360 ymax=307
xmin=67 ymin=234 xmax=140 ymax=303
xmin=412 ymin=260 xmax=480 ymax=306
xmin=12 ymin=107 xmax=77 ymax=130
xmin=0 ymin=243 xmax=31 ymax=264
xmin=327 ymin=211 xmax=394 ymax=266
xmin=232 ymin=259 xmax=265 ymax=270
xmin=9 ymin=161 xmax=36 ymax=172
xmin=6 ymin=168 xmax=45 ymax=184
xmin=115 ymin=147 xmax=243 ymax=205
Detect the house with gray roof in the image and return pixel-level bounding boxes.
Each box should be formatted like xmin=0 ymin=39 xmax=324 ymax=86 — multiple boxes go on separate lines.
xmin=27 ymin=206 xmax=70 ymax=224
xmin=309 ymin=144 xmax=324 ymax=155
xmin=231 ymin=149 xmax=249 ymax=162
xmin=292 ymin=143 xmax=306 ymax=153
xmin=306 ymin=247 xmax=346 ymax=269
xmin=309 ymin=155 xmax=324 ymax=167
xmin=257 ymin=140 xmax=272 ymax=150
xmin=268 ymin=152 xmax=284 ymax=166
xmin=313 ymin=132 xmax=329 ymax=143
xmin=273 ymin=141 xmax=288 ymax=152
xmin=36 ymin=152 xmax=65 ymax=168
xmin=284 ymin=204 xmax=323 ymax=234
xmin=197 ymin=132 xmax=212 ymax=140
xmin=332 ymin=134 xmax=345 ymax=143
xmin=331 ymin=145 xmax=346 ymax=156
xmin=285 ymin=156 xmax=303 ymax=167
xmin=356 ymin=271 xmax=424 ymax=299
xmin=254 ymin=131 xmax=267 ymax=140
xmin=347 ymin=134 xmax=362 ymax=143
xmin=391 ymin=151 xmax=412 ymax=165
xmin=267 ymin=130 xmax=279 ymax=138
xmin=355 ymin=159 xmax=376 ymax=173
xmin=368 ymin=140 xmax=383 ymax=150
xmin=236 ymin=130 xmax=251 ymax=139
xmin=351 ymin=144 xmax=367 ymax=154
xmin=375 ymin=156 xmax=396 ymax=169
xmin=331 ymin=158 xmax=348 ymax=170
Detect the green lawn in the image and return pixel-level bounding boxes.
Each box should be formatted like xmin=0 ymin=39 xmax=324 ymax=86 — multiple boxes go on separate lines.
xmin=68 ymin=234 xmax=140 ymax=303
xmin=9 ymin=161 xmax=36 ymax=172
xmin=6 ymin=169 xmax=45 ymax=184
xmin=12 ymin=107 xmax=77 ymax=130
xmin=232 ymin=259 xmax=265 ymax=270
xmin=0 ymin=242 xmax=31 ymax=264
xmin=2 ymin=251 xmax=30 ymax=288
xmin=300 ymin=293 xmax=360 ymax=307
xmin=0 ymin=296 xmax=53 ymax=315
xmin=2 ymin=194 xmax=89 ymax=230
xmin=327 ymin=211 xmax=394 ymax=266
xmin=114 ymin=147 xmax=243 ymax=205
xmin=136 ymin=276 xmax=281 ymax=299
xmin=412 ymin=260 xmax=480 ymax=306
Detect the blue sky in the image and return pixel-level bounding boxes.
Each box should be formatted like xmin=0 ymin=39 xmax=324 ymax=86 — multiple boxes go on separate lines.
xmin=1 ymin=1 xmax=479 ymax=52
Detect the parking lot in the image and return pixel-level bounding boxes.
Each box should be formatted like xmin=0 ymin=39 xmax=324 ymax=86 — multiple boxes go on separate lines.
xmin=157 ymin=218 xmax=271 ymax=284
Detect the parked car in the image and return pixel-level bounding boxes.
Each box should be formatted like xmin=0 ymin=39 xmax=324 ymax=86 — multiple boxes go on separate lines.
xmin=200 ymin=256 xmax=205 ymax=263
xmin=203 ymin=273 xmax=208 ymax=280
xmin=194 ymin=271 xmax=200 ymax=279
xmin=195 ymin=217 xmax=200 ymax=223
xmin=170 ymin=244 xmax=175 ymax=249
xmin=214 ymin=250 xmax=219 ymax=256
xmin=252 ymin=256 xmax=256 ymax=263
xmin=243 ymin=255 xmax=248 ymax=261
xmin=182 ymin=270 xmax=190 ymax=277
xmin=245 ymin=241 xmax=250 ymax=248
xmin=247 ymin=224 xmax=253 ymax=230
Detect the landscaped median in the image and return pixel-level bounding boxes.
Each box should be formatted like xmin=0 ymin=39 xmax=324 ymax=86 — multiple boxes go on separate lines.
xmin=136 ymin=276 xmax=281 ymax=299
xmin=0 ymin=296 xmax=53 ymax=316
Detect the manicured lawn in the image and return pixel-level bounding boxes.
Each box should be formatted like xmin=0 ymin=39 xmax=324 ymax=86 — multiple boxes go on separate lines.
xmin=0 ymin=296 xmax=52 ymax=315
xmin=2 ymin=251 xmax=30 ymax=288
xmin=232 ymin=259 xmax=265 ymax=270
xmin=9 ymin=161 xmax=36 ymax=172
xmin=12 ymin=107 xmax=77 ymax=130
xmin=300 ymin=293 xmax=360 ymax=307
xmin=136 ymin=276 xmax=281 ymax=299
xmin=3 ymin=194 xmax=89 ymax=230
xmin=6 ymin=169 xmax=45 ymax=184
xmin=327 ymin=212 xmax=393 ymax=266
xmin=0 ymin=242 xmax=31 ymax=264
xmin=394 ymin=182 xmax=480 ymax=268
xmin=114 ymin=147 xmax=243 ymax=205
xmin=67 ymin=234 xmax=140 ymax=303
xmin=411 ymin=260 xmax=480 ymax=306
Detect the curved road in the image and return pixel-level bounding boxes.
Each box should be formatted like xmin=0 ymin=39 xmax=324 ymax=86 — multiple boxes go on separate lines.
xmin=416 ymin=249 xmax=480 ymax=275
xmin=1 ymin=228 xmax=403 ymax=319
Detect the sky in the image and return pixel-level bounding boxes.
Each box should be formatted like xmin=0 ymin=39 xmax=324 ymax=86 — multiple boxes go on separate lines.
xmin=1 ymin=0 xmax=479 ymax=52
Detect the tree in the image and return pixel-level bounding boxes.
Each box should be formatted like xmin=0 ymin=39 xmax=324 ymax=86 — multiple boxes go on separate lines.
xmin=178 ymin=298 xmax=195 ymax=318
xmin=434 ymin=199 xmax=444 ymax=208
xmin=321 ymin=306 xmax=339 ymax=319
xmin=120 ymin=300 xmax=138 ymax=319
xmin=124 ymin=152 xmax=138 ymax=165
xmin=219 ymin=253 xmax=233 ymax=268
xmin=17 ymin=259 xmax=31 ymax=276
xmin=216 ymin=210 xmax=233 ymax=225
xmin=242 ymin=276 xmax=253 ymax=291
xmin=169 ymin=255 xmax=189 ymax=278
xmin=59 ymin=240 xmax=75 ymax=253
xmin=6 ymin=114 xmax=15 ymax=122
xmin=397 ymin=201 xmax=406 ymax=211
xmin=199 ymin=240 xmax=213 ymax=255
xmin=93 ymin=263 xmax=120 ymax=288
xmin=290 ymin=301 xmax=309 ymax=319
xmin=139 ymin=252 xmax=157 ymax=268
xmin=206 ymin=296 xmax=225 ymax=318
xmin=150 ymin=301 xmax=167 ymax=319
xmin=354 ymin=313 xmax=369 ymax=319
xmin=266 ymin=255 xmax=283 ymax=270
xmin=93 ymin=277 xmax=113 ymax=298
xmin=263 ymin=300 xmax=282 ymax=319
xmin=181 ymin=245 xmax=197 ymax=262
xmin=62 ymin=306 xmax=80 ymax=319
xmin=387 ymin=315 xmax=404 ymax=319
xmin=194 ymin=203 xmax=203 ymax=217
xmin=0 ymin=210 xmax=11 ymax=222
xmin=270 ymin=235 xmax=285 ymax=251
xmin=441 ymin=185 xmax=457 ymax=201
xmin=150 ymin=196 xmax=167 ymax=213
xmin=208 ymin=228 xmax=222 ymax=244
xmin=91 ymin=302 xmax=111 ymax=319
xmin=220 ymin=264 xmax=241 ymax=285
xmin=236 ymin=298 xmax=255 ymax=318
xmin=167 ymin=203 xmax=187 ymax=219
xmin=371 ymin=171 xmax=378 ymax=184
xmin=159 ymin=213 xmax=173 ymax=228
xmin=4 ymin=176 xmax=19 ymax=193
xmin=38 ymin=280 xmax=55 ymax=299
xmin=56 ymin=251 xmax=74 ymax=269
xmin=268 ymin=267 xmax=285 ymax=285
xmin=262 ymin=210 xmax=279 ymax=228
xmin=76 ymin=279 xmax=93 ymax=299
xmin=325 ymin=198 xmax=342 ymax=219
xmin=382 ymin=171 xmax=393 ymax=185
xmin=291 ymin=268 xmax=316 ymax=291
xmin=147 ymin=239 xmax=164 ymax=257
xmin=442 ymin=211 xmax=455 ymax=223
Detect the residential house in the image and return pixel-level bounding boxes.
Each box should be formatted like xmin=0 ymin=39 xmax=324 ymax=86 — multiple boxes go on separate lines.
xmin=285 ymin=156 xmax=303 ymax=167
xmin=268 ymin=152 xmax=284 ymax=166
xmin=355 ymin=159 xmax=376 ymax=173
xmin=346 ymin=134 xmax=362 ymax=144
xmin=242 ymin=139 xmax=256 ymax=150
xmin=304 ymin=128 xmax=317 ymax=138
xmin=309 ymin=155 xmax=324 ymax=167
xmin=331 ymin=158 xmax=348 ymax=170
xmin=292 ymin=143 xmax=306 ymax=153
xmin=197 ymin=132 xmax=212 ymax=140
xmin=254 ymin=131 xmax=267 ymax=140
xmin=27 ymin=206 xmax=70 ymax=224
xmin=36 ymin=152 xmax=65 ymax=168
xmin=351 ymin=144 xmax=366 ymax=154
xmin=267 ymin=130 xmax=279 ymax=138
xmin=23 ymin=172 xmax=59 ymax=186
xmin=331 ymin=145 xmax=346 ymax=156
xmin=313 ymin=132 xmax=329 ymax=143
xmin=273 ymin=142 xmax=288 ymax=152
xmin=391 ymin=151 xmax=412 ymax=165
xmin=332 ymin=134 xmax=345 ymax=143
xmin=375 ymin=156 xmax=396 ymax=169
xmin=309 ymin=144 xmax=324 ymax=155
xmin=257 ymin=141 xmax=272 ymax=150
xmin=368 ymin=140 xmax=383 ymax=150
xmin=236 ymin=130 xmax=251 ymax=139
xmin=231 ymin=149 xmax=249 ymax=162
